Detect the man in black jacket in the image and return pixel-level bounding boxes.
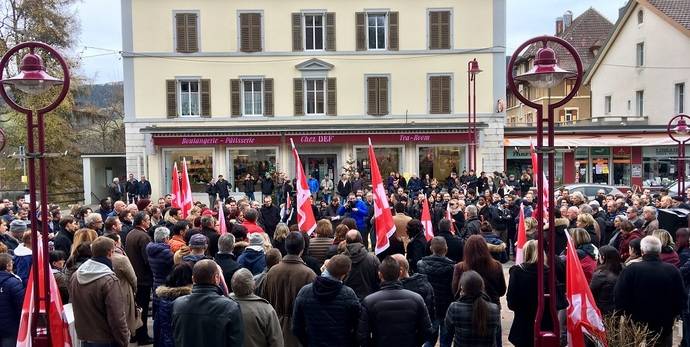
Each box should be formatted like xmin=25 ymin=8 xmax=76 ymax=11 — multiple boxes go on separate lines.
xmin=173 ymin=259 xmax=244 ymax=346
xmin=188 ymin=215 xmax=221 ymax=258
xmin=215 ymin=233 xmax=241 ymax=292
xmin=125 ymin=212 xmax=154 ymax=344
xmin=392 ymin=254 xmax=435 ymax=321
xmin=259 ymin=195 xmax=281 ymax=238
xmin=433 ymin=219 xmax=463 ymax=263
xmin=337 ymin=174 xmax=352 ymax=201
xmin=460 ymin=205 xmax=481 ymax=240
xmin=53 ymin=216 xmax=79 ymax=255
xmin=138 ymin=175 xmax=152 ymax=199
xmin=292 ymin=255 xmax=361 ymax=346
xmin=417 ymin=237 xmax=455 ymax=347
xmin=359 ymin=256 xmax=433 ymax=347
xmin=343 ymin=230 xmax=380 ymax=300
xmin=215 ymin=175 xmax=231 ymax=202
xmin=125 ymin=173 xmax=139 ymax=204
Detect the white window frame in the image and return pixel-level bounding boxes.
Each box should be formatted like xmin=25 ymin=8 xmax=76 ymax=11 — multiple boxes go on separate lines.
xmin=177 ymin=79 xmax=201 ymax=117
xmin=303 ymin=13 xmax=325 ymax=51
xmin=636 ymin=42 xmax=645 ymax=67
xmin=241 ymin=78 xmax=264 ymax=117
xmin=162 ymin=147 xmax=216 ymax=194
xmin=564 ymin=108 xmax=578 ymax=124
xmin=604 ymin=95 xmax=612 ymax=114
xmin=366 ymin=13 xmax=387 ymax=51
xmin=675 ymin=82 xmax=686 ymax=114
xmin=304 ymin=78 xmax=326 ymax=116
xmin=636 ymin=90 xmax=644 ymax=117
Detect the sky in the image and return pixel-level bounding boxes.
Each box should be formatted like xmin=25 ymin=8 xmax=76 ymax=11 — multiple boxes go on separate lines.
xmin=74 ymin=0 xmax=626 ymax=84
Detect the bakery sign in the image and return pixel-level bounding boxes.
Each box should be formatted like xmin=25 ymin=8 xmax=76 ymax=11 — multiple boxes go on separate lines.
xmin=153 ymin=133 xmax=471 ymax=146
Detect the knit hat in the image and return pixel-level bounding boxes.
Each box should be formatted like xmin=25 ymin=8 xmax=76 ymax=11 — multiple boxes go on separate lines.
xmin=136 ymin=199 xmax=151 ymax=212
xmin=9 ymin=220 xmax=27 ymax=235
xmin=189 ymin=234 xmax=208 ymax=248
xmin=247 ymin=233 xmax=264 ymax=252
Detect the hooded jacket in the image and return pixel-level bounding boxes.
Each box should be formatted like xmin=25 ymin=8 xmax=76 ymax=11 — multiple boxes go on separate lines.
xmin=12 ymin=244 xmax=32 ymax=287
xmin=231 ymin=293 xmax=284 ymax=347
xmin=69 ymin=258 xmax=130 ymax=346
xmin=146 ymin=241 xmax=174 ymax=290
xmin=343 ymin=243 xmax=381 ymax=300
xmin=238 ymin=248 xmax=267 ymax=275
xmin=417 ymin=255 xmax=455 ymax=320
xmin=292 ymin=275 xmax=361 ymax=347
xmin=0 ymin=271 xmax=24 ymax=338
xmin=401 ymin=273 xmax=436 ymax=320
xmin=154 ymin=285 xmax=192 ymax=347
xmin=575 ymin=243 xmax=599 ymax=283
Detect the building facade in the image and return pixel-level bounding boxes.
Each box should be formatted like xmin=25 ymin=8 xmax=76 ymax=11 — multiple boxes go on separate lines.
xmin=121 ymin=0 xmax=507 ymax=200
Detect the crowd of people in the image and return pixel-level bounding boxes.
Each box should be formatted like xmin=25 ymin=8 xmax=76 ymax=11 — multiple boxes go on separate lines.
xmin=0 ymin=168 xmax=689 ymax=347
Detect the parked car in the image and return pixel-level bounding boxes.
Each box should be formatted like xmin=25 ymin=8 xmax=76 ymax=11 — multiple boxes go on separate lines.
xmin=557 ymin=184 xmax=625 ymax=200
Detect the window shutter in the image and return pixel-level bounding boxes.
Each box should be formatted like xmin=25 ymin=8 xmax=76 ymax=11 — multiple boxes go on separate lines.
xmin=356 ymin=12 xmax=366 ymax=51
xmin=230 ymin=79 xmax=241 ymax=117
xmin=558 ymin=109 xmax=566 ymax=123
xmin=250 ymin=13 xmax=262 ymax=52
xmin=175 ymin=14 xmax=188 ymax=53
xmin=430 ymin=76 xmax=442 ymax=114
xmin=378 ymin=77 xmax=388 ymax=115
xmin=440 ymin=76 xmax=451 ymax=114
xmin=429 ymin=12 xmax=440 ymax=49
xmin=240 ymin=14 xmax=250 ymax=52
xmin=439 ymin=11 xmax=450 ymax=49
xmin=166 ymin=80 xmax=178 ymax=118
xmin=326 ymin=12 xmax=336 ymax=51
xmin=388 ymin=12 xmax=399 ymax=51
xmin=264 ymin=78 xmax=274 ymax=117
xmin=292 ymin=13 xmax=302 ymax=51
xmin=327 ymin=78 xmax=337 ymax=116
xmin=294 ymin=78 xmax=304 ymax=116
xmin=186 ymin=14 xmax=199 ymax=52
xmin=200 ymin=79 xmax=211 ymax=117
xmin=367 ymin=77 xmax=378 ymax=115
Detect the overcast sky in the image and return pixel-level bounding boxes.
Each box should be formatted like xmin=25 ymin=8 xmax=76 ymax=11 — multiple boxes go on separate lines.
xmin=74 ymin=0 xmax=627 ymax=84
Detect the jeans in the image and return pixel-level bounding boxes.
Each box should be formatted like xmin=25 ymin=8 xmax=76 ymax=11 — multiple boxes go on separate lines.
xmin=135 ymin=285 xmax=151 ymax=341
xmin=246 ymin=191 xmax=255 ymax=201
xmin=323 ymin=193 xmax=332 ymax=204
xmin=683 ymin=307 xmax=690 ymax=347
xmin=208 ymin=194 xmax=216 ymax=207
xmin=424 ymin=318 xmax=451 ymax=347
xmin=359 ymin=226 xmax=370 ymax=250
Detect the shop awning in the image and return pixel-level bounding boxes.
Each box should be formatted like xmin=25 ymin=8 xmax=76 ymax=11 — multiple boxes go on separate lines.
xmin=504 ymin=133 xmax=678 ymax=147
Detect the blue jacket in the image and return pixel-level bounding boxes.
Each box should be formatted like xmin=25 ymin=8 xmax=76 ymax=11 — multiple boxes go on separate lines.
xmin=12 ymin=244 xmax=32 ymax=287
xmin=0 ymin=271 xmax=25 ymax=338
xmin=237 ymin=248 xmax=266 ymax=275
xmin=308 ymin=178 xmax=320 ymax=194
xmin=154 ymin=285 xmax=192 ymax=347
xmin=146 ymin=242 xmax=174 ymax=290
xmin=338 ymin=199 xmax=369 ymax=229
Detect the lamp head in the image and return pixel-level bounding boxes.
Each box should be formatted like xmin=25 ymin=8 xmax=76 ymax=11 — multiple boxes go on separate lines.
xmin=468 ymin=58 xmax=482 ymax=75
xmin=673 ymin=118 xmax=689 ymax=136
xmin=514 ymin=46 xmax=575 ymax=89
xmin=0 ymin=52 xmax=63 ymax=95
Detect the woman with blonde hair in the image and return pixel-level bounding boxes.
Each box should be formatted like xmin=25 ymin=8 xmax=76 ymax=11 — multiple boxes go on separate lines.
xmin=576 ymin=213 xmax=600 ymax=246
xmin=271 ymin=223 xmax=289 ymax=256
xmin=309 ymin=219 xmax=334 ymax=262
xmin=70 ymin=228 xmax=98 ymax=255
xmin=653 ymin=229 xmax=680 ymax=267
xmin=567 ymin=228 xmax=598 ymax=282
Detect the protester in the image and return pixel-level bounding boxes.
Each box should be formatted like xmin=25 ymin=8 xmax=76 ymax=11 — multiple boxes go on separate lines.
xmin=147 ymin=226 xmax=174 ymax=293
xmin=342 ymin=229 xmax=380 ymax=300
xmin=0 ymin=253 xmax=24 ymax=346
xmin=589 ymin=245 xmax=622 ymax=315
xmin=568 ymin=228 xmax=598 ymax=283
xmin=239 ymin=233 xmax=267 ymax=275
xmin=406 ymin=219 xmax=428 ymax=274
xmin=168 ymin=220 xmax=189 ymax=254
xmin=435 ymin=219 xmax=464 ymax=263
xmin=124 ymin=211 xmax=154 ymax=345
xmin=417 ymin=237 xmax=455 ymax=347
xmin=653 ymin=229 xmax=680 ymax=267
xmin=230 ymin=269 xmax=284 ymax=347
xmin=445 ymin=270 xmax=500 ymax=347
xmin=12 ymin=231 xmax=32 ymax=287
xmin=254 ymin=248 xmax=282 ymax=297
xmin=392 ymin=254 xmax=435 ymax=322
xmin=676 ymin=228 xmax=690 ymax=267
xmin=309 ymin=219 xmax=334 ymax=263
xmin=215 ymin=233 xmax=241 ymax=292
xmin=154 ymin=262 xmax=193 ymax=347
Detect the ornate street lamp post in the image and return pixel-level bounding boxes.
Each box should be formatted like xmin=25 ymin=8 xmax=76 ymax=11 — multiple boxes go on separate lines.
xmin=507 ymin=36 xmax=583 ymax=347
xmin=467 ymin=58 xmax=482 ymax=172
xmin=668 ymin=114 xmax=690 ymax=198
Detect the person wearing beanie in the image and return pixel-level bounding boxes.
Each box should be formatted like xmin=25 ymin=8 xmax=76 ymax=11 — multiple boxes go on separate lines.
xmin=136 ymin=199 xmax=152 ymax=214
xmin=5 ymin=220 xmax=26 ymax=251
xmin=182 ymin=234 xmax=211 ymax=265
xmin=238 ymin=233 xmax=267 ymax=275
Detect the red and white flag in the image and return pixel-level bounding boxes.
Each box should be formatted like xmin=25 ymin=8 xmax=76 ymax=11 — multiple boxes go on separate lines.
xmin=515 ymin=203 xmax=527 ymax=265
xmin=369 ymin=139 xmax=396 ymax=254
xmin=17 ymin=233 xmax=72 ymax=347
xmin=171 ymin=162 xmax=182 ymax=209
xmin=530 ymin=142 xmax=549 ymax=221
xmin=566 ymin=232 xmax=607 ymax=347
xmin=180 ymin=158 xmax=193 ymax=218
xmin=290 ymin=139 xmax=317 ymax=235
xmin=218 ymin=200 xmax=227 ymax=236
xmin=421 ymin=198 xmax=434 ymax=241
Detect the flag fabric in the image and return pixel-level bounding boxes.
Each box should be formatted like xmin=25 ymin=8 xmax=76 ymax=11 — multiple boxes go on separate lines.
xmin=530 ymin=143 xmax=549 ymax=221
xmin=171 ymin=162 xmax=182 ymax=209
xmin=217 ymin=200 xmax=227 ymax=236
xmin=368 ymin=139 xmax=396 ymax=255
xmin=180 ymin=158 xmax=193 ymax=218
xmin=515 ymin=203 xmax=527 ymax=265
xmin=421 ymin=198 xmax=434 ymax=241
xmin=290 ymin=139 xmax=317 ymax=235
xmin=566 ymin=232 xmax=607 ymax=347
xmin=17 ymin=233 xmax=72 ymax=347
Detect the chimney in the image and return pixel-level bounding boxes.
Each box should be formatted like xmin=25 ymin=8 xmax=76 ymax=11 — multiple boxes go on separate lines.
xmin=563 ymin=10 xmax=573 ymax=29
xmin=619 ymin=5 xmax=627 ymax=21
xmin=556 ymin=16 xmax=564 ymax=35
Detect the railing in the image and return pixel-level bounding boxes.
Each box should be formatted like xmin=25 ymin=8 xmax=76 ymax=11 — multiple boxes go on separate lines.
xmin=0 ymin=190 xmax=84 ymax=206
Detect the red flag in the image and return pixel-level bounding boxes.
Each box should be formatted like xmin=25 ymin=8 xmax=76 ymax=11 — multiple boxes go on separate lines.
xmin=566 ymin=232 xmax=607 ymax=346
xmin=515 ymin=203 xmax=527 ymax=265
xmin=530 ymin=142 xmax=549 ymax=221
xmin=421 ymin=198 xmax=434 ymax=241
xmin=218 ymin=200 xmax=227 ymax=236
xmin=171 ymin=162 xmax=182 ymax=209
xmin=17 ymin=233 xmax=72 ymax=347
xmin=180 ymin=158 xmax=193 ymax=218
xmin=290 ymin=139 xmax=317 ymax=235
xmin=369 ymin=139 xmax=396 ymax=254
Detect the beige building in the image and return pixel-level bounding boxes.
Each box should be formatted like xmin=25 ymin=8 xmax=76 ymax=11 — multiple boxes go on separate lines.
xmin=119 ymin=0 xmax=507 ymax=200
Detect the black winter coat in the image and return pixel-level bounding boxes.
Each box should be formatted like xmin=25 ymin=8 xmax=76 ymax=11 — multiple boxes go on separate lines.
xmin=416 ymin=255 xmax=455 ymax=320
xmin=52 ymin=230 xmax=73 ymax=256
xmin=292 ymin=276 xmax=361 ymax=347
xmin=434 ymin=232 xmax=464 ymax=263
xmin=406 ymin=234 xmax=428 ymax=274
xmin=215 ymin=179 xmax=231 ymax=198
xmin=358 ymin=281 xmax=433 ymax=347
xmin=215 ymin=253 xmax=241 ymax=292
xmin=589 ymin=269 xmax=618 ymax=315
xmin=460 ymin=217 xmax=481 ymax=240
xmin=259 ymin=205 xmax=281 ymax=238
xmin=146 ymin=242 xmax=174 ymax=290
xmin=261 ymin=177 xmax=275 ymax=195
xmin=0 ymin=271 xmax=24 ymax=338
xmin=343 ymin=243 xmax=380 ymax=300
xmin=401 ymin=273 xmax=436 ymax=320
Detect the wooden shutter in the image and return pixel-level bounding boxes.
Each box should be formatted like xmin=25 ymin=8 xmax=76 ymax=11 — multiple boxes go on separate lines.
xmin=250 ymin=13 xmax=262 ymax=52
xmin=429 ymin=12 xmax=440 ymax=49
xmin=240 ymin=13 xmax=261 ymax=52
xmin=294 ymin=78 xmax=304 ymax=116
xmin=430 ymin=11 xmax=450 ymax=49
xmin=356 ymin=12 xmax=366 ymax=51
xmin=175 ymin=13 xmax=198 ymax=53
xmin=388 ymin=12 xmax=399 ymax=51
xmin=326 ymin=13 xmax=336 ymax=51
xmin=327 ymin=78 xmax=337 ymax=116
xmin=430 ymin=76 xmax=450 ymax=114
xmin=558 ymin=109 xmax=566 ymax=123
xmin=186 ymin=14 xmax=199 ymax=52
xmin=166 ymin=80 xmax=178 ymax=118
xmin=367 ymin=77 xmax=378 ymax=115
xmin=264 ymin=78 xmax=274 ymax=117
xmin=440 ymin=76 xmax=450 ymax=114
xmin=292 ymin=13 xmax=302 ymax=51
xmin=230 ymin=79 xmax=241 ymax=117
xmin=200 ymin=79 xmax=211 ymax=117
xmin=378 ymin=77 xmax=388 ymax=115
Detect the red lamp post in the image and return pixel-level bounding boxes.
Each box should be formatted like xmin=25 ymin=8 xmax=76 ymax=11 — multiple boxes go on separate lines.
xmin=507 ymin=36 xmax=583 ymax=347
xmin=467 ymin=58 xmax=482 ymax=172
xmin=0 ymin=41 xmax=70 ymax=345
xmin=667 ymin=114 xmax=690 ymax=198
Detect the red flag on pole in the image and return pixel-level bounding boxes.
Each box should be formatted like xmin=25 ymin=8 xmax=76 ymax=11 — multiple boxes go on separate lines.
xmin=421 ymin=198 xmax=434 ymax=241
xmin=290 ymin=139 xmax=317 ymax=235
xmin=180 ymin=158 xmax=193 ymax=218
xmin=530 ymin=142 xmax=549 ymax=221
xmin=171 ymin=162 xmax=182 ymax=209
xmin=566 ymin=232 xmax=607 ymax=347
xmin=218 ymin=200 xmax=227 ymax=236
xmin=17 ymin=233 xmax=72 ymax=347
xmin=515 ymin=203 xmax=527 ymax=265
xmin=369 ymin=138 xmax=396 ymax=254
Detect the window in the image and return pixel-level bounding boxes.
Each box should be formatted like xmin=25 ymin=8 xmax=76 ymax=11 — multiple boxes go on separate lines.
xmin=636 ymin=42 xmax=644 ymax=66
xmin=175 ymin=13 xmax=199 ymax=53
xmin=676 ymin=83 xmax=686 ymax=114
xmin=164 ymin=150 xmax=213 ymax=193
xmin=304 ymin=14 xmax=324 ymax=50
xmin=368 ymin=13 xmax=387 ymax=50
xmin=179 ymin=80 xmax=200 ymax=117
xmin=605 ymin=96 xmax=612 ymax=114
xmin=229 ymin=148 xmax=277 ymax=191
xmin=419 ymin=146 xmax=465 ymax=181
xmin=242 ymin=80 xmax=263 ymax=116
xmin=627 ymin=100 xmax=632 ymax=112
xmin=637 ymin=10 xmax=644 ymax=24
xmin=367 ymin=76 xmax=389 ymax=116
xmin=562 ymin=109 xmax=578 ymax=124
xmin=355 ymin=146 xmax=402 ymax=179
xmin=565 ymin=79 xmax=576 ymax=95
xmin=636 ymin=90 xmax=644 ymax=117
xmin=429 ymin=10 xmax=451 ymax=49
xmin=429 ymin=75 xmax=451 ymax=114
xmin=305 ymin=79 xmax=326 ymax=115
xmin=239 ymin=12 xmax=262 ymax=52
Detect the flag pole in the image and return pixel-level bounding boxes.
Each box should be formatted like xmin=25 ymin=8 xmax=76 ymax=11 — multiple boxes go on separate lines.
xmin=290 ymin=138 xmax=296 ymax=150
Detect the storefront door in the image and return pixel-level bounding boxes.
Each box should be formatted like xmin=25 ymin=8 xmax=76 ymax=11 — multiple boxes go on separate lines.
xmin=302 ymin=154 xmax=337 ymax=181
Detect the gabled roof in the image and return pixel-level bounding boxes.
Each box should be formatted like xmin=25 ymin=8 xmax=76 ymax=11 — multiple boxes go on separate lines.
xmin=648 ymin=0 xmax=690 ymax=31
xmin=295 ymin=58 xmax=333 ymax=71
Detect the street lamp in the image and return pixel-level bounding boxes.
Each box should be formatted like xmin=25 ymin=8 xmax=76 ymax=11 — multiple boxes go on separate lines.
xmin=507 ymin=36 xmax=583 ymax=347
xmin=467 ymin=58 xmax=482 ymax=172
xmin=0 ymin=41 xmax=70 ymax=345
xmin=667 ymin=114 xmax=690 ymax=198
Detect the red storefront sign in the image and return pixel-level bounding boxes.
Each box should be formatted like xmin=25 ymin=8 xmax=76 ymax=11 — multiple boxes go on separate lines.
xmin=153 ymin=133 xmax=471 ymax=146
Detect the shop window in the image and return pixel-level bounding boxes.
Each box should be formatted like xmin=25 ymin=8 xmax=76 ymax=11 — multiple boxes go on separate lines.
xmin=229 ymin=149 xmax=277 ymax=191
xmin=642 ymin=146 xmax=689 ymax=186
xmin=613 ymin=147 xmax=631 ymax=186
xmin=418 ymin=146 xmax=465 ymax=182
xmin=575 ymin=147 xmax=588 ymax=183
xmin=355 ymin=146 xmax=402 ymax=180
xmin=164 ymin=150 xmax=213 ymax=193
xmin=591 ymin=147 xmax=610 ymax=184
